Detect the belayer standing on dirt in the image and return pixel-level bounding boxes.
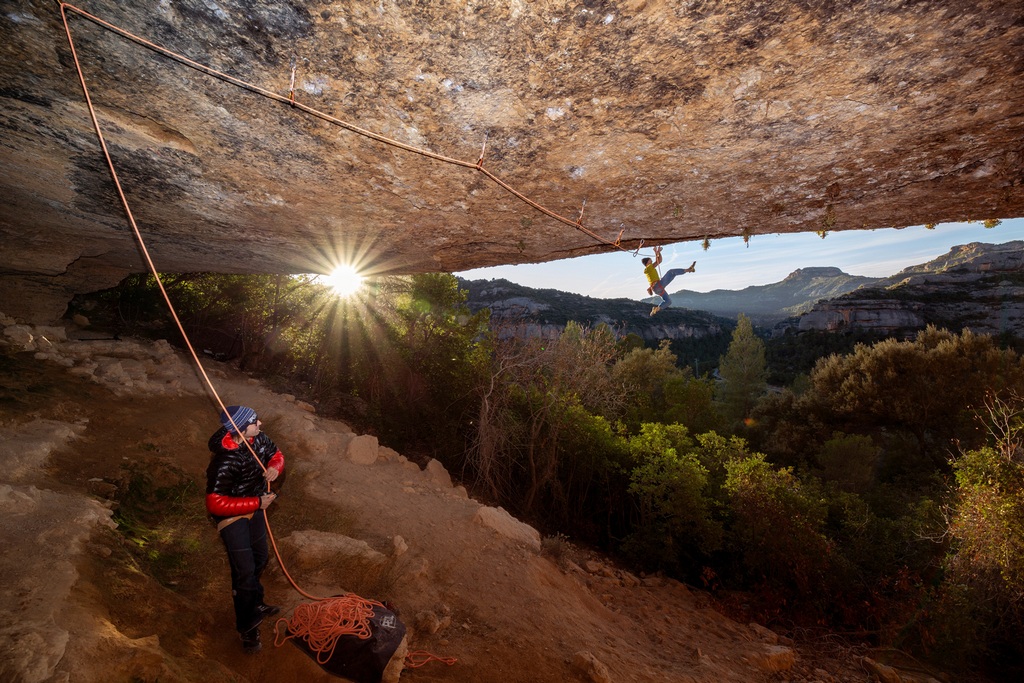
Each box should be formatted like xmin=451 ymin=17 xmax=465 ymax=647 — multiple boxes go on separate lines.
xmin=642 ymin=245 xmax=696 ymax=316
xmin=205 ymin=405 xmax=285 ymax=653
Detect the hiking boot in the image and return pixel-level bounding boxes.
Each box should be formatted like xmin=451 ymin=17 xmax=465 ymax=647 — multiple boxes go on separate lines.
xmin=241 ymin=626 xmax=262 ymax=654
xmin=650 ymin=306 xmax=660 ymax=316
xmin=687 ymin=261 xmax=696 ymax=273
xmin=255 ymin=603 xmax=281 ymax=618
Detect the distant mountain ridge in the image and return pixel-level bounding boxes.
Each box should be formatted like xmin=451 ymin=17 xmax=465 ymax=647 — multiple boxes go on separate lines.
xmin=458 ymin=278 xmax=733 ymax=342
xmin=656 ymin=266 xmax=879 ymax=323
xmin=789 ymin=241 xmax=1024 ymax=337
xmin=460 ymin=266 xmax=875 ymax=332
xmin=460 ymin=241 xmax=1024 ymax=340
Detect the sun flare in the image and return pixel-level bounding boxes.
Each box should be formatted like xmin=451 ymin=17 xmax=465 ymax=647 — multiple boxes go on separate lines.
xmin=324 ymin=264 xmax=364 ymax=297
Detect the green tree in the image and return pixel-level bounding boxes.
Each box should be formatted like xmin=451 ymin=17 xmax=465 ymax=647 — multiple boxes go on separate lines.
xmin=936 ymin=393 xmax=1024 ymax=671
xmin=551 ymin=404 xmax=631 ymax=539
xmin=610 ymin=341 xmax=719 ymax=434
xmin=514 ymin=322 xmax=621 ymax=514
xmin=662 ymin=370 xmax=719 ymax=435
xmin=470 ymin=321 xmax=623 ymax=522
xmin=817 ymin=432 xmax=879 ymax=494
xmin=362 ymin=273 xmax=491 ymax=454
xmin=717 ymin=314 xmax=767 ymax=422
xmin=747 ymin=388 xmax=829 ymax=472
xmin=622 ymin=423 xmax=722 ymax=572
xmin=723 ymin=453 xmax=831 ymax=597
xmin=808 ymin=326 xmax=1024 ymax=470
xmin=612 ymin=340 xmax=683 ymax=428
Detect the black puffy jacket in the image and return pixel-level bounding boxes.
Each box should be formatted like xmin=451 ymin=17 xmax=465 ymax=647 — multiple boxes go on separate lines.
xmin=205 ymin=427 xmax=284 ymax=519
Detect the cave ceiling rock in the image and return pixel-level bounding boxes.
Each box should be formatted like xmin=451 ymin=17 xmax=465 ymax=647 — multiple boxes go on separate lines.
xmin=1 ymin=0 xmax=1022 ymax=323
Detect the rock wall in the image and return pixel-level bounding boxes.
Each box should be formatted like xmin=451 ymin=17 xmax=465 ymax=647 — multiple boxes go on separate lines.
xmin=797 ymin=298 xmax=926 ymax=334
xmin=791 ymin=241 xmax=1024 ymax=337
xmin=2 ymin=0 xmax=1022 ymax=322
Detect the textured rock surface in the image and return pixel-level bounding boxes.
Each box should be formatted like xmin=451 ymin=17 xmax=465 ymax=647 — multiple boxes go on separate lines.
xmin=2 ymin=0 xmax=1023 ymax=322
xmin=0 ymin=481 xmax=115 ymax=683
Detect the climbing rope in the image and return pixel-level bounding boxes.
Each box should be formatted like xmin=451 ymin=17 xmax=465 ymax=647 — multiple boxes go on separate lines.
xmin=273 ymin=594 xmax=381 ymax=664
xmin=58 ymin=3 xmax=456 ymax=669
xmin=405 ymin=650 xmax=459 ymax=668
xmin=57 ymin=2 xmax=657 ymax=257
xmin=59 ymin=0 xmax=323 ymax=604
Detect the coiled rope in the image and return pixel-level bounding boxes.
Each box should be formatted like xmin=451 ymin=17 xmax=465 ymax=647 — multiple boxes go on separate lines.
xmin=269 ymin=597 xmax=454 ymax=668
xmin=273 ymin=594 xmax=381 ymax=664
xmin=59 ymin=2 xmax=456 ymax=669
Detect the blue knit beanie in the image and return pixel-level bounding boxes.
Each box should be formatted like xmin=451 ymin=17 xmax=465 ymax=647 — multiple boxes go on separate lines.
xmin=221 ymin=405 xmax=257 ymax=433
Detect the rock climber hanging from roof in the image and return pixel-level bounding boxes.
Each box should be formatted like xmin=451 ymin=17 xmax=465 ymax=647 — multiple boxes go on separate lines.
xmin=642 ymin=245 xmax=696 ymax=316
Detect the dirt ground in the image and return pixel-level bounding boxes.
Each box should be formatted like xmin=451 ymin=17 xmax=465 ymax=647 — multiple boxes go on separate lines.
xmin=0 ymin=343 xmax=942 ymax=683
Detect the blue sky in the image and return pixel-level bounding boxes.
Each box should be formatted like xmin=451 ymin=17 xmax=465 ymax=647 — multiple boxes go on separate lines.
xmin=456 ymin=218 xmax=1024 ymax=300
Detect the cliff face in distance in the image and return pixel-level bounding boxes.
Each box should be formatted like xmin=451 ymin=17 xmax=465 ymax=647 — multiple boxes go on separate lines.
xmin=459 ymin=278 xmax=732 ymax=342
xmin=791 ymin=241 xmax=1024 ymax=337
xmin=463 ymin=241 xmax=1024 ymax=343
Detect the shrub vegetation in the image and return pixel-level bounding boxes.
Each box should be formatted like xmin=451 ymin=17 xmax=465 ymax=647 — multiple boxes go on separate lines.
xmin=77 ymin=273 xmax=1024 ymax=681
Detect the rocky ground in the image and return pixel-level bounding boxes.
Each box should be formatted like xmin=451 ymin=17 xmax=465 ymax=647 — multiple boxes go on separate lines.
xmin=0 ymin=314 xmax=952 ymax=683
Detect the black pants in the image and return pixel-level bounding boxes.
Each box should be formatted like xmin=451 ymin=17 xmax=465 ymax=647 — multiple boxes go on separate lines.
xmin=219 ymin=509 xmax=269 ymax=632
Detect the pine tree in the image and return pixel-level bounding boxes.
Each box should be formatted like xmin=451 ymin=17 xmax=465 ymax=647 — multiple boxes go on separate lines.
xmin=717 ymin=314 xmax=767 ymax=422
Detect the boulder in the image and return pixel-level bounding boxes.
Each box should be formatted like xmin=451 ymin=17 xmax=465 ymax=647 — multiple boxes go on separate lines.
xmin=423 ymin=458 xmax=453 ymax=488
xmin=346 ymin=434 xmax=379 ymax=465
xmin=280 ymin=530 xmax=388 ymax=572
xmin=751 ymin=644 xmax=797 ymax=673
xmin=571 ymin=651 xmax=612 ymax=683
xmin=472 ymin=505 xmax=541 ymax=553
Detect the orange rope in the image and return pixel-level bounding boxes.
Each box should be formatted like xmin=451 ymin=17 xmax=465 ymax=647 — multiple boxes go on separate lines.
xmin=273 ymin=595 xmax=381 ymax=664
xmin=59 ymin=0 xmax=329 ymax=605
xmin=405 ymin=650 xmax=459 ymax=668
xmin=57 ymin=2 xmax=658 ymax=257
xmin=274 ymin=598 xmax=457 ymax=670
xmin=61 ymin=8 xmax=461 ymax=671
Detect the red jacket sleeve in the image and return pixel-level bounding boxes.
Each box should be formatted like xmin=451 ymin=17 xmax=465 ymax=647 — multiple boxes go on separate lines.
xmin=268 ymin=449 xmax=284 ymax=473
xmin=206 ymin=492 xmax=260 ymax=517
